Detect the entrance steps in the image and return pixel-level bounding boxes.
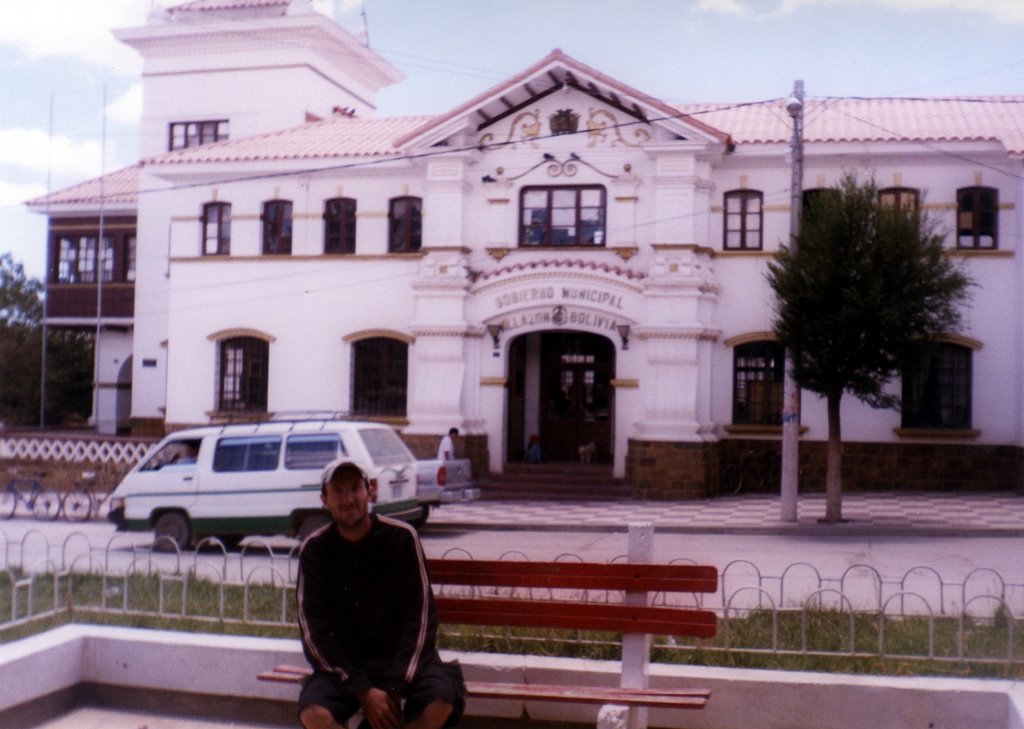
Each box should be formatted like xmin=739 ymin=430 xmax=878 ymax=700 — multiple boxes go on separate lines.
xmin=476 ymin=462 xmax=630 ymax=501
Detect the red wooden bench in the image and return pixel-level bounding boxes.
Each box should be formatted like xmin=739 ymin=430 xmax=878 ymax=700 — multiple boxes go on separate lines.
xmin=260 ymin=558 xmax=718 ymax=715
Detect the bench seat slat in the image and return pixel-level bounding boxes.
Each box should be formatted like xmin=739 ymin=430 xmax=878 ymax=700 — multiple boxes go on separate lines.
xmin=466 ymin=682 xmax=709 ymax=708
xmin=428 ymin=559 xmax=717 ymax=594
xmin=257 ymin=668 xmax=709 ymax=708
xmin=436 ymin=597 xmax=718 ymax=638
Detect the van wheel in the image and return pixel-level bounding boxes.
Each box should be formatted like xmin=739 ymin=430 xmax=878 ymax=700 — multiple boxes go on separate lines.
xmin=153 ymin=512 xmax=192 ymax=552
xmin=297 ymin=514 xmax=331 ymax=542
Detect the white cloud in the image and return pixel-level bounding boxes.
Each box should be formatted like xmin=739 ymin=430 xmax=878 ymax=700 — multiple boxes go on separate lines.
xmin=0 ymin=0 xmax=147 ymax=75
xmin=311 ymin=0 xmax=365 ymax=20
xmin=0 ymin=180 xmax=47 ymax=208
xmin=698 ymin=0 xmax=1024 ymax=23
xmin=107 ymin=83 xmax=142 ymax=126
xmin=695 ymin=0 xmax=762 ymax=16
xmin=862 ymin=0 xmax=1024 ymax=23
xmin=0 ymin=128 xmax=102 ymax=177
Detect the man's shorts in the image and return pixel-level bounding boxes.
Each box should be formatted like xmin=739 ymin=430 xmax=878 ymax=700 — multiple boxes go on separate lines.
xmin=298 ymin=656 xmax=465 ymax=727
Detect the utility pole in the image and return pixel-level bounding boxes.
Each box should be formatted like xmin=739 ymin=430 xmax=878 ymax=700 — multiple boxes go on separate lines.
xmin=780 ymin=81 xmax=804 ymax=523
xmin=41 ymin=92 xmax=54 ymax=430
xmin=94 ymin=83 xmax=107 ymax=435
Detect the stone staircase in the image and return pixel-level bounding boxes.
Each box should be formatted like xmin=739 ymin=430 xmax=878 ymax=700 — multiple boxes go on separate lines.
xmin=475 ymin=462 xmax=631 ymax=501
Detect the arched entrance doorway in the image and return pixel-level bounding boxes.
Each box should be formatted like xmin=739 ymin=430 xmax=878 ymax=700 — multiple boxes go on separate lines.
xmin=506 ymin=331 xmax=614 ymax=464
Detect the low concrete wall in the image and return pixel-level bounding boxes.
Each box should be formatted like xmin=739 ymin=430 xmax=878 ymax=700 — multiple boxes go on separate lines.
xmin=1 ymin=626 xmax=1022 ymax=728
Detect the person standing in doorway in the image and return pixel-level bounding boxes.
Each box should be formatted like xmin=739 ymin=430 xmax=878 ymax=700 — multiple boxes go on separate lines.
xmin=437 ymin=428 xmax=458 ymax=461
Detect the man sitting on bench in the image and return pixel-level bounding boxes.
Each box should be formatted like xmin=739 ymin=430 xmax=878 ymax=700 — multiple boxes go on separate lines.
xmin=296 ymin=458 xmax=466 ymax=729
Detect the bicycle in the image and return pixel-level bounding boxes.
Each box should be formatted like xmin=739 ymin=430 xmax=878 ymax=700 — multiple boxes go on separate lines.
xmin=60 ymin=471 xmax=105 ymax=522
xmin=0 ymin=470 xmax=61 ymax=520
xmin=719 ymin=449 xmax=781 ymax=496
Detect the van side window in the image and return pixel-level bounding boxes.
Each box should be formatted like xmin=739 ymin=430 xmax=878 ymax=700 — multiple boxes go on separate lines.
xmin=140 ymin=439 xmax=202 ymax=471
xmin=358 ymin=428 xmax=412 ymax=465
xmin=284 ymin=434 xmax=346 ymax=470
xmin=213 ymin=436 xmax=281 ymax=472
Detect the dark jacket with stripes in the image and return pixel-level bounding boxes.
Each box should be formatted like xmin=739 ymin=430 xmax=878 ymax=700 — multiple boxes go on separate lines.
xmin=297 ymin=514 xmax=437 ymax=694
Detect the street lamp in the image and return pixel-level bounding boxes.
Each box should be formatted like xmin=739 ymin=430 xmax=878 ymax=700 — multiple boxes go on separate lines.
xmin=486 ymin=323 xmax=504 ymax=357
xmin=780 ymin=81 xmax=804 ymax=523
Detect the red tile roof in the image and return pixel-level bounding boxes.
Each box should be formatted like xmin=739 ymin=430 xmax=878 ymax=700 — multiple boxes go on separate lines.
xmin=30 ymin=96 xmax=1024 ymax=209
xmin=146 ymin=96 xmax=1024 ymax=168
xmin=168 ymin=0 xmax=289 ymax=12
xmin=145 ymin=116 xmax=434 ymax=165
xmin=677 ymin=96 xmax=1024 ymax=154
xmin=25 ymin=165 xmax=140 ymax=208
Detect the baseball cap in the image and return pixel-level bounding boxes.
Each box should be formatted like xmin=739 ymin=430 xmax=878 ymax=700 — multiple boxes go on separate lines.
xmin=320 ymin=457 xmax=370 ymax=489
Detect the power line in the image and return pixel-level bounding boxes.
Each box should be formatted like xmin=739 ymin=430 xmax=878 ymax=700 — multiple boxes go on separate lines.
xmin=883 ymin=58 xmax=1024 ymax=97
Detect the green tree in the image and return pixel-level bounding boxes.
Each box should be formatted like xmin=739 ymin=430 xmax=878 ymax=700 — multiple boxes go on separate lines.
xmin=766 ymin=174 xmax=973 ymax=523
xmin=0 ymin=252 xmax=43 ymax=325
xmin=0 ymin=253 xmax=94 ymax=427
xmin=0 ymin=253 xmax=44 ymax=425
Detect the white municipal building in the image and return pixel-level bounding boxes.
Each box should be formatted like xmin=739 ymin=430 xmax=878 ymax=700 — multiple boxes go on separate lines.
xmin=29 ymin=0 xmax=1024 ymax=497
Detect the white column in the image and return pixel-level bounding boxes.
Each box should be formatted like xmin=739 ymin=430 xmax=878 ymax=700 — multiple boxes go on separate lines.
xmin=636 ymin=248 xmax=719 ymax=442
xmin=406 ymin=255 xmax=472 ymax=436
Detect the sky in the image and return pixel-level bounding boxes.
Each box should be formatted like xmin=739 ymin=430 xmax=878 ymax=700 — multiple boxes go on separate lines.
xmin=2 ymin=0 xmax=1024 ymax=280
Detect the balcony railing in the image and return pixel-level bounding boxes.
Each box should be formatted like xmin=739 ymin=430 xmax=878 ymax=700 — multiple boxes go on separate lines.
xmin=45 ymin=284 xmax=134 ymax=319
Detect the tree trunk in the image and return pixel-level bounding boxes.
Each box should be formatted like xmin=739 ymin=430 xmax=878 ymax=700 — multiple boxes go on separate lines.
xmin=823 ymin=391 xmax=844 ymax=523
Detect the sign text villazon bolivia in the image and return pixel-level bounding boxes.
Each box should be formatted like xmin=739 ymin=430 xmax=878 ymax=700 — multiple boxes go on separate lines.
xmin=494 ymin=286 xmax=628 ymax=333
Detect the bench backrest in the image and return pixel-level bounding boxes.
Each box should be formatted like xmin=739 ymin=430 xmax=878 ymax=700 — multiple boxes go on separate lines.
xmin=426 ymin=559 xmax=718 ymax=639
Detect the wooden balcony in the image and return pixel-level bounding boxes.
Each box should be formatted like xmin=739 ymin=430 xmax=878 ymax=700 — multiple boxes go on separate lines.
xmin=46 ymin=284 xmax=134 ymax=320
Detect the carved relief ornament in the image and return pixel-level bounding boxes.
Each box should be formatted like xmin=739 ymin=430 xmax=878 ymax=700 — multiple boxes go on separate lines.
xmin=587 ymin=108 xmax=651 ymax=148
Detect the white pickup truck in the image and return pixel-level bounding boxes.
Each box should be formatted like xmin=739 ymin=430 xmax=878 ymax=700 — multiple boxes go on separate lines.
xmin=415 ymin=458 xmax=480 ymax=524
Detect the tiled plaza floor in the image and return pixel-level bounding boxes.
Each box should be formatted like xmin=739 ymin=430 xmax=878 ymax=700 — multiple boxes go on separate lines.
xmin=430 ymin=491 xmax=1024 ymax=536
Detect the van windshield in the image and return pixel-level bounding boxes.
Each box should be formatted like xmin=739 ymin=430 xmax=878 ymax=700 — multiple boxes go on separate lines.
xmin=285 ymin=434 xmax=346 ymax=470
xmin=359 ymin=428 xmax=413 ymax=466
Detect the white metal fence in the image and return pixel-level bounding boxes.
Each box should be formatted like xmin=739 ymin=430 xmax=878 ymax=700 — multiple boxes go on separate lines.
xmin=1 ymin=530 xmax=1021 ymax=670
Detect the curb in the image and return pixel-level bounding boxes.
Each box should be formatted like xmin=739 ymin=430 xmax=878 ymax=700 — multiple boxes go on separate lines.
xmin=426 ymin=519 xmax=1024 ymax=539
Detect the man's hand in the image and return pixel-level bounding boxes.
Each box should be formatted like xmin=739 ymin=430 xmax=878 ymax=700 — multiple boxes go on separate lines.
xmin=357 ymin=686 xmax=402 ymax=729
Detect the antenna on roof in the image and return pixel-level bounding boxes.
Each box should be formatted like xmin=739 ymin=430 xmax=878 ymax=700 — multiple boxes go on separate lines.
xmin=358 ymin=0 xmax=370 ymax=47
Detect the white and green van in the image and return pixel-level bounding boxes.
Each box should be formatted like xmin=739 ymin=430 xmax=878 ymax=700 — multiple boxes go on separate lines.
xmin=107 ymin=420 xmax=421 ymax=549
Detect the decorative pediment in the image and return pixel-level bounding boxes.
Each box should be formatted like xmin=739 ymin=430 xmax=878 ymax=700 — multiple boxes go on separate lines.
xmin=473 ymin=96 xmax=666 ymax=154
xmin=393 ymin=49 xmax=730 ymax=153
